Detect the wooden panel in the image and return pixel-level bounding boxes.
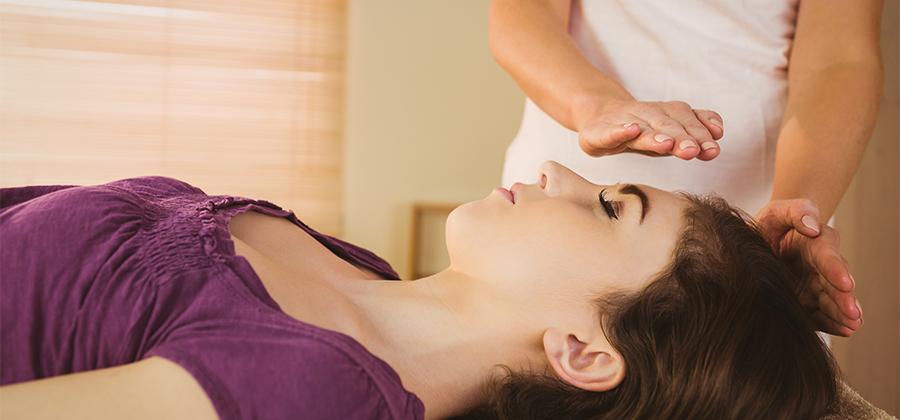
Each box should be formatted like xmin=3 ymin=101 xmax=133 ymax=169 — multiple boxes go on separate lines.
xmin=408 ymin=202 xmax=458 ymax=279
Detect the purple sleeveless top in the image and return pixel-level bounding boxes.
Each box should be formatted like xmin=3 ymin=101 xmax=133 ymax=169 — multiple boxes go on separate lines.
xmin=0 ymin=176 xmax=425 ymax=420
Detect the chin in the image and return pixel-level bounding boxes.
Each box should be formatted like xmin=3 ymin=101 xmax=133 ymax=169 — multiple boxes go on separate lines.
xmin=444 ymin=204 xmax=470 ymax=257
xmin=444 ymin=201 xmax=489 ymax=268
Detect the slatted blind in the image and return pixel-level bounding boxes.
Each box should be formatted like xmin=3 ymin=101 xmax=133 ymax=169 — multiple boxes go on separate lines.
xmin=0 ymin=0 xmax=346 ymax=235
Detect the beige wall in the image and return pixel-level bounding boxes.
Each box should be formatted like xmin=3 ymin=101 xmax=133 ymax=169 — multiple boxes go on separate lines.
xmin=343 ymin=0 xmax=523 ymax=278
xmin=343 ymin=1 xmax=899 ymax=414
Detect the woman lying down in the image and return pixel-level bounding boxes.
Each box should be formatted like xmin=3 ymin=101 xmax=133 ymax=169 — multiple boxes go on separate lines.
xmin=0 ymin=160 xmax=843 ymax=419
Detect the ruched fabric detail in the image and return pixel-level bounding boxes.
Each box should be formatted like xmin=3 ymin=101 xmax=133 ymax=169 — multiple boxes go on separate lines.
xmin=1 ymin=176 xmax=423 ymax=420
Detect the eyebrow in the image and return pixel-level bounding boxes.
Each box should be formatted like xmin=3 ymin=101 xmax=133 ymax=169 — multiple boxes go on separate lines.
xmin=619 ymin=184 xmax=650 ymax=224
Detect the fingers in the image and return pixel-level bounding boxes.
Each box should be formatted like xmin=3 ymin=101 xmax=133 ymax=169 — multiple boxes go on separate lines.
xmin=806 ymin=274 xmax=858 ymax=336
xmin=806 ymin=226 xmax=855 ymax=293
xmin=809 ymin=251 xmax=860 ymax=319
xmin=815 ymin=275 xmax=863 ymax=329
xmin=628 ymin=101 xmax=723 ymax=161
xmin=798 ymin=287 xmax=819 ymax=311
xmin=799 ymin=264 xmax=861 ymax=333
xmin=693 ymin=109 xmax=724 ymax=140
xmin=664 ymin=102 xmax=719 ymax=160
xmin=756 ymin=198 xmax=822 ymax=242
xmin=811 ymin=310 xmax=857 ymax=337
xmin=812 ymin=231 xmax=855 ymax=293
xmin=798 ymin=224 xmax=860 ymax=321
xmin=578 ymin=121 xmax=643 ymax=156
xmin=695 ymin=141 xmax=721 ymax=161
xmin=629 ymin=105 xmax=701 ymax=160
xmin=624 ymin=126 xmax=680 ymax=156
xmin=577 ymin=100 xmax=725 ymax=160
xmin=693 ymin=109 xmax=724 ymax=161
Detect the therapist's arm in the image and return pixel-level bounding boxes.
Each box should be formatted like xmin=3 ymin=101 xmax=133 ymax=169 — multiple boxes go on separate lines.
xmin=771 ymin=0 xmax=883 ymax=221
xmin=759 ymin=0 xmax=883 ymax=336
xmin=488 ymin=0 xmax=723 ymax=160
xmin=488 ymin=0 xmax=626 ymax=131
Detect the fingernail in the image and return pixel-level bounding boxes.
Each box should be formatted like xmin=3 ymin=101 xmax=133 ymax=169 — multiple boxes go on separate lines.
xmin=654 ymin=134 xmax=673 ymax=143
xmin=679 ymin=140 xmax=697 ymax=150
xmin=709 ymin=117 xmax=723 ymax=128
xmin=855 ymin=299 xmax=863 ymax=318
xmin=700 ymin=141 xmax=717 ymax=151
xmin=801 ymin=215 xmax=819 ymax=233
xmin=623 ymin=123 xmax=637 ymax=129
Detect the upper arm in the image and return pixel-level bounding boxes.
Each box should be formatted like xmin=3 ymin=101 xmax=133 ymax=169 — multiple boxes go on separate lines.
xmin=488 ymin=0 xmax=573 ymax=48
xmin=0 ymin=357 xmax=218 ymax=420
xmin=791 ymin=0 xmax=884 ymax=69
xmin=542 ymin=0 xmax=572 ymax=27
xmin=489 ymin=0 xmax=571 ymax=26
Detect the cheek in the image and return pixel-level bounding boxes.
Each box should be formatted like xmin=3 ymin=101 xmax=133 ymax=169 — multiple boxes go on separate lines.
xmin=447 ymin=202 xmax=608 ymax=282
xmin=593 ymin=231 xmax=678 ymax=292
xmin=446 ymin=199 xmax=681 ymax=298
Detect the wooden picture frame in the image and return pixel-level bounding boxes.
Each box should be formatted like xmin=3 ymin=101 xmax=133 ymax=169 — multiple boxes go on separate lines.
xmin=407 ymin=202 xmax=459 ymax=279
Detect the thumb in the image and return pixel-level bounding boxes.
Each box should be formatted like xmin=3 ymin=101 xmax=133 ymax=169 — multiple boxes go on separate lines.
xmin=756 ymin=198 xmax=822 ymax=241
xmin=578 ymin=122 xmax=642 ymax=157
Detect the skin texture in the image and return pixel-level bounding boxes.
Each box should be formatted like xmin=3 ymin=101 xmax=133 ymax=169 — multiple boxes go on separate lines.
xmin=0 ymin=358 xmax=218 ymax=420
xmin=342 ymin=161 xmax=692 ymax=417
xmin=756 ymin=199 xmax=864 ymax=336
xmin=487 ymin=0 xmax=723 ymax=160
xmin=488 ymin=0 xmax=880 ymax=335
xmin=759 ymin=0 xmax=883 ymax=336
xmin=771 ymin=0 xmax=884 ymax=221
xmin=0 ymin=161 xmax=693 ymax=420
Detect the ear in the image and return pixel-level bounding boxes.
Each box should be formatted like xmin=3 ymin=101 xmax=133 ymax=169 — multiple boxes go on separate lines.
xmin=542 ymin=327 xmax=625 ymax=392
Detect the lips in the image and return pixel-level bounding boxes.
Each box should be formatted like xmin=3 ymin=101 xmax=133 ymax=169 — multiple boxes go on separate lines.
xmin=495 ymin=187 xmax=514 ymax=204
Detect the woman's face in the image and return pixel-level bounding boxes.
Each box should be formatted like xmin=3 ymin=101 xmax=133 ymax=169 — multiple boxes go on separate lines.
xmin=445 ymin=161 xmax=690 ymax=306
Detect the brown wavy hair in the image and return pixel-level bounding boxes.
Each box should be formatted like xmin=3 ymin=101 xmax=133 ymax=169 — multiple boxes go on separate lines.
xmin=451 ymin=194 xmax=839 ymax=420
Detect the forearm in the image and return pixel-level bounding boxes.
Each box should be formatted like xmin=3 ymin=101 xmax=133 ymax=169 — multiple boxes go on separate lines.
xmin=0 ymin=358 xmax=217 ymax=420
xmin=771 ymin=59 xmax=883 ymax=220
xmin=488 ymin=0 xmax=633 ymax=131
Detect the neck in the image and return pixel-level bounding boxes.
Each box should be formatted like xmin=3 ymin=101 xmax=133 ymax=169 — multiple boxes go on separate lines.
xmin=338 ymin=268 xmax=547 ymax=419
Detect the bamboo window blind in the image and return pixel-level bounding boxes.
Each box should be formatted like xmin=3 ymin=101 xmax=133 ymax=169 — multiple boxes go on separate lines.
xmin=0 ymin=0 xmax=347 ymax=235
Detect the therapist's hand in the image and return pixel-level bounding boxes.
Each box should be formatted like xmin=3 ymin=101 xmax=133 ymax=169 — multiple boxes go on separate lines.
xmin=577 ymin=99 xmax=725 ymax=161
xmin=754 ymin=199 xmax=863 ymax=337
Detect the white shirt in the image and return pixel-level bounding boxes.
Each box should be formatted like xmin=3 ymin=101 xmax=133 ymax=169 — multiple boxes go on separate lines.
xmin=501 ymin=0 xmax=800 ymax=216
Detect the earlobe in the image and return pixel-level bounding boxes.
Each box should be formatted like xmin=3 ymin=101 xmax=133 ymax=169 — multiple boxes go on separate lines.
xmin=542 ymin=327 xmax=625 ymax=392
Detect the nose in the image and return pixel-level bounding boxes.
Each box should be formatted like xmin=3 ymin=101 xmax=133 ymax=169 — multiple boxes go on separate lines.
xmin=536 ymin=160 xmax=597 ymax=197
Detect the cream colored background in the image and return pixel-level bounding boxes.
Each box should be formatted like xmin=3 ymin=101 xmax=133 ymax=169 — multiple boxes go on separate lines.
xmin=342 ymin=0 xmax=899 ymax=414
xmin=342 ymin=0 xmax=523 ymax=278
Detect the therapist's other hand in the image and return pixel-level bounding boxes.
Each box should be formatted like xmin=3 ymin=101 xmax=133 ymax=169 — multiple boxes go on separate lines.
xmin=577 ymin=99 xmax=724 ymax=160
xmin=754 ymin=199 xmax=862 ymax=337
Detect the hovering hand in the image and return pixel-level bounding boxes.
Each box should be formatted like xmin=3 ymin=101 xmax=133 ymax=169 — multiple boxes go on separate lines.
xmin=755 ymin=199 xmax=863 ymax=337
xmin=577 ymin=99 xmax=724 ymax=160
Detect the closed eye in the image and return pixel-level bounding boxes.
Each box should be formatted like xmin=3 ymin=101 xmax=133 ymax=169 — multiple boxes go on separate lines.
xmin=598 ymin=189 xmax=619 ymax=220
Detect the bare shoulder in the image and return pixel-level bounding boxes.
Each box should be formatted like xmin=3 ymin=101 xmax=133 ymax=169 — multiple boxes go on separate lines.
xmin=0 ymin=357 xmax=218 ymax=420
